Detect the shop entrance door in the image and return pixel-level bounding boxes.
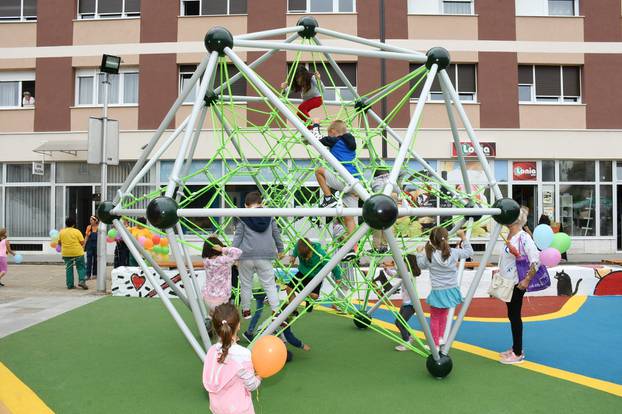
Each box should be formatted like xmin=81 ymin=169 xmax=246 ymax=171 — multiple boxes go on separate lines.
xmin=512 ymin=184 xmax=538 ymax=231
xmin=618 ymin=185 xmax=622 ymax=251
xmin=67 ymin=186 xmax=93 ymax=233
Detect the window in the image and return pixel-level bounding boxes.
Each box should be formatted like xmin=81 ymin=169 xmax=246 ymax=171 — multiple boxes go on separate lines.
xmin=180 ymin=64 xmax=247 ymax=103
xmin=180 ymin=0 xmax=247 ymax=16
xmin=442 ymin=0 xmax=473 ymax=15
xmin=288 ymin=0 xmax=355 ymax=13
xmin=0 ymin=73 xmax=35 ymax=108
xmin=75 ymin=69 xmax=139 ymax=106
xmin=410 ymin=63 xmax=476 ymax=102
xmin=286 ymin=62 xmax=357 ymax=102
xmin=518 ymin=65 xmax=581 ymax=103
xmin=0 ymin=0 xmax=36 ymax=21
xmin=78 ymin=0 xmax=140 ymax=19
xmin=548 ymin=0 xmax=575 ymax=16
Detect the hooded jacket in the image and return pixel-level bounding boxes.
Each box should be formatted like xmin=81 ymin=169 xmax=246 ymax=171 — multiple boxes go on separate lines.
xmin=232 ymin=215 xmax=284 ymax=260
xmin=203 ymin=343 xmax=260 ymax=414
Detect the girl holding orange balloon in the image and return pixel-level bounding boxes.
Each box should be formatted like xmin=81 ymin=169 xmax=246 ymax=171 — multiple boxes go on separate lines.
xmin=203 ymin=304 xmax=261 ymax=414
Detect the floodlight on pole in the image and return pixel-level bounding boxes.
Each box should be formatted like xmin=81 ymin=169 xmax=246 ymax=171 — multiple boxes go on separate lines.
xmin=96 ymin=54 xmax=120 ymax=293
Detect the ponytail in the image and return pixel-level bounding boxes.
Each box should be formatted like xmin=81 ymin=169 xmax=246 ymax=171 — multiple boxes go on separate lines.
xmin=212 ymin=303 xmax=240 ymax=364
xmin=426 ymin=226 xmax=451 ymax=262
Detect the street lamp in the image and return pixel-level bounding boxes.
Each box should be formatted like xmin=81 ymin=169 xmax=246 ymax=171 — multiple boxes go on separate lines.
xmin=96 ymin=54 xmax=120 ymax=293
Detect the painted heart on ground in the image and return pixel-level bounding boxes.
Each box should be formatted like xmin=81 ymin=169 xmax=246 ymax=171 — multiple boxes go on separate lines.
xmin=131 ymin=274 xmax=146 ymax=290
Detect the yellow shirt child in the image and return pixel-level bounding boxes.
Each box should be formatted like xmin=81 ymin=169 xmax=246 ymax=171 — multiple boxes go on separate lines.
xmin=59 ymin=227 xmax=85 ymax=257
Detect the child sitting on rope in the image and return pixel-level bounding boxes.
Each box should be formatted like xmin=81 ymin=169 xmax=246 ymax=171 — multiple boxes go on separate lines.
xmin=283 ymin=238 xmax=342 ymax=309
xmin=314 ymin=120 xmax=360 ymax=240
xmin=281 ymin=66 xmax=323 ymax=128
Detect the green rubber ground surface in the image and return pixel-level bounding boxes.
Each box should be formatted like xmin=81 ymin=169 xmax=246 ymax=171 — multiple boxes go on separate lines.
xmin=0 ymin=297 xmax=619 ymax=413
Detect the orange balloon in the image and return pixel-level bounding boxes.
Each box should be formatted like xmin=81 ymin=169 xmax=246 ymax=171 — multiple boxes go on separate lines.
xmin=50 ymin=242 xmax=57 ymax=248
xmin=251 ymin=335 xmax=287 ymax=378
xmin=143 ymin=239 xmax=154 ymax=250
xmin=159 ymin=238 xmax=169 ymax=247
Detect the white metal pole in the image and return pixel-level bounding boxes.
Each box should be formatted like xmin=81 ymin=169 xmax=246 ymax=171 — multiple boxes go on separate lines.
xmin=234 ymin=39 xmax=426 ymax=63
xmin=367 ymin=280 xmax=402 ymax=315
xmin=173 ymin=222 xmax=208 ymax=321
xmin=314 ymin=27 xmax=424 ymax=56
xmin=114 ymin=220 xmax=205 ymax=360
xmin=438 ymin=71 xmax=502 ymax=200
xmin=224 ymin=47 xmax=370 ymax=201
xmin=235 ymin=26 xmax=303 ymax=40
xmin=442 ymin=223 xmax=502 ymax=353
xmin=384 ymin=231 xmax=440 ymax=359
xmin=96 ymin=72 xmax=110 ymax=293
xmin=165 ymin=51 xmax=219 ymax=198
xmin=259 ymin=224 xmax=369 ymax=338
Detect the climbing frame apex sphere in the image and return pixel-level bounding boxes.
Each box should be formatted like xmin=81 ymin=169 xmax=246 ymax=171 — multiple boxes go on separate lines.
xmin=204 ymin=26 xmax=234 ymax=56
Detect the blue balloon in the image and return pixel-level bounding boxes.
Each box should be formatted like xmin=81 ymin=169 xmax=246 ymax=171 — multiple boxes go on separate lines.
xmin=49 ymin=229 xmax=59 ymax=238
xmin=533 ymin=224 xmax=554 ymax=250
xmin=13 ymin=254 xmax=23 ymax=264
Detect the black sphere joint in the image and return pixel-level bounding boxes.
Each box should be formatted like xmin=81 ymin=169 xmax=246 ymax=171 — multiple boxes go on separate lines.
xmin=362 ymin=194 xmax=398 ymax=230
xmin=353 ymin=311 xmax=371 ymax=329
xmin=146 ymin=197 xmax=179 ymax=229
xmin=426 ymin=353 xmax=453 ymax=379
xmin=425 ymin=47 xmax=450 ymax=70
xmin=297 ymin=16 xmax=319 ymax=39
xmin=204 ymin=26 xmax=234 ymax=56
xmin=204 ymin=90 xmax=217 ymax=107
xmin=354 ymin=98 xmax=370 ymax=114
xmin=492 ymin=198 xmax=521 ymax=225
xmin=97 ymin=201 xmax=118 ymax=225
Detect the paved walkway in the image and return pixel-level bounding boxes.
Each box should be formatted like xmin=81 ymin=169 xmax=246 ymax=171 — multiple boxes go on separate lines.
xmin=0 ymin=265 xmax=112 ymax=339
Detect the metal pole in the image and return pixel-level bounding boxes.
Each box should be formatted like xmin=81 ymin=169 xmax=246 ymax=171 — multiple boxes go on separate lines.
xmin=379 ymin=0 xmax=388 ymax=159
xmin=314 ymin=27 xmax=424 ymax=56
xmin=115 ymin=54 xmax=211 ymax=204
xmin=442 ymin=223 xmax=502 ymax=353
xmin=384 ymin=64 xmax=438 ymax=195
xmin=367 ymin=280 xmax=402 ymax=315
xmin=96 ymin=72 xmax=110 ymax=293
xmin=234 ymin=39 xmax=426 ymax=63
xmin=219 ymin=95 xmax=348 ymax=106
xmin=259 ymin=224 xmax=369 ymax=338
xmin=224 ymin=47 xmax=370 ymax=201
xmin=235 ymin=26 xmax=303 ymax=40
xmin=438 ymin=71 xmax=502 ymax=200
xmin=384 ymin=231 xmax=440 ymax=360
xmin=113 ymin=220 xmax=205 ymax=360
xmin=173 ymin=222 xmax=208 ymax=321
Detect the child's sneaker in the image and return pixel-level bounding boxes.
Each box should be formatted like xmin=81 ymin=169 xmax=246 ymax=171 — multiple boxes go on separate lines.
xmin=242 ymin=331 xmax=254 ymax=343
xmin=499 ymin=349 xmax=513 ymax=358
xmin=242 ymin=309 xmax=252 ymax=320
xmin=319 ymin=195 xmax=337 ymax=208
xmin=311 ymin=123 xmax=322 ymax=140
xmin=394 ymin=344 xmax=409 ymax=352
xmin=499 ymin=351 xmax=525 ymax=364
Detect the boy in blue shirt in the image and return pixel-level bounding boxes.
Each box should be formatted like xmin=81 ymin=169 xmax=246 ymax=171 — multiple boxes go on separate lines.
xmin=313 ymin=119 xmax=360 ymax=238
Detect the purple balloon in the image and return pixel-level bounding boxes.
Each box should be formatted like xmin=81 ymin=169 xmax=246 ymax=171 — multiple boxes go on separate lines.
xmin=540 ymin=248 xmax=561 ymax=267
xmin=115 ymin=235 xmax=122 ymax=241
xmin=55 ymin=244 xmax=62 ymax=253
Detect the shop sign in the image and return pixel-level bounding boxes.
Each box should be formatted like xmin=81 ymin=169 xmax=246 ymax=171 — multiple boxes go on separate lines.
xmin=512 ymin=161 xmax=537 ymax=181
xmin=32 ymin=161 xmax=44 ymax=176
xmin=451 ymin=142 xmax=496 ymax=158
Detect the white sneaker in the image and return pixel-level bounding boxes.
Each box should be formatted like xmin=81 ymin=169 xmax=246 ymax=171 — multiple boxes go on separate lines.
xmin=500 ymin=351 xmax=525 ymax=364
xmin=394 ymin=344 xmax=408 ymax=352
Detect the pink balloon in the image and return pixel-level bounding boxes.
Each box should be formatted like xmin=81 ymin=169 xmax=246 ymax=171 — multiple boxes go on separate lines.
xmin=138 ymin=236 xmax=147 ymax=244
xmin=540 ymin=248 xmax=561 ymax=267
xmin=55 ymin=244 xmax=61 ymax=253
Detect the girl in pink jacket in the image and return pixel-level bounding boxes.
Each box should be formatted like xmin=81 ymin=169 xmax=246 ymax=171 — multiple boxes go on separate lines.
xmin=203 ymin=304 xmax=260 ymax=414
xmin=202 ymin=237 xmax=243 ymax=308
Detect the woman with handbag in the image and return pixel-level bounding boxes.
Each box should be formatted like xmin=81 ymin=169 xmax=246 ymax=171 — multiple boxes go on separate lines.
xmin=495 ymin=207 xmax=541 ymax=364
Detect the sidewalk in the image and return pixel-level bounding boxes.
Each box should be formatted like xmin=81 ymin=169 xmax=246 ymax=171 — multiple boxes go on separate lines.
xmin=0 ymin=264 xmax=112 ymax=338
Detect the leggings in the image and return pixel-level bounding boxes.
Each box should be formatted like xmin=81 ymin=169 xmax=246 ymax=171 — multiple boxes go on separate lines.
xmin=395 ymin=304 xmax=415 ymax=341
xmin=297 ymin=96 xmax=323 ymax=127
xmin=430 ymin=307 xmax=449 ymax=346
xmin=506 ymin=286 xmax=526 ymax=355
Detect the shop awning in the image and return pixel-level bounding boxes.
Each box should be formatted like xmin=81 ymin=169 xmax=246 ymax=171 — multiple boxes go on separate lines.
xmin=33 ymin=140 xmax=88 ymax=157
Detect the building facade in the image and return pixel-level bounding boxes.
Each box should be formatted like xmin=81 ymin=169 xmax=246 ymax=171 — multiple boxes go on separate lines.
xmin=0 ymin=0 xmax=621 ymax=254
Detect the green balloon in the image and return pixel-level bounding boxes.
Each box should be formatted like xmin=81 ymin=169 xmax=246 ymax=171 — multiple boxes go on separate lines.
xmin=152 ymin=245 xmax=161 ymax=254
xmin=550 ymin=232 xmax=571 ymax=254
xmin=107 ymin=229 xmax=117 ymax=238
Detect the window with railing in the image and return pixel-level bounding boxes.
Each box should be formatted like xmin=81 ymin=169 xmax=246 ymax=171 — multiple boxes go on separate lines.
xmin=0 ymin=0 xmax=36 ymax=21
xmin=75 ymin=69 xmax=139 ymax=106
xmin=410 ymin=63 xmax=476 ymax=101
xmin=0 ymin=73 xmax=35 ymax=108
xmin=518 ymin=65 xmax=581 ymax=103
xmin=515 ymin=0 xmax=579 ymax=16
xmin=78 ymin=0 xmax=140 ymax=19
xmin=288 ymin=0 xmax=355 ymax=13
xmin=408 ymin=0 xmax=474 ymax=15
xmin=180 ymin=0 xmax=247 ymax=16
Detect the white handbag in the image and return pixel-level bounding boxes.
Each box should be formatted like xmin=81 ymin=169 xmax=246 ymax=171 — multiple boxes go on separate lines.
xmin=489 ymin=273 xmax=514 ymax=302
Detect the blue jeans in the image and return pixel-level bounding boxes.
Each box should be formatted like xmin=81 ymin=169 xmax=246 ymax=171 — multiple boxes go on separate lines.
xmin=246 ymin=293 xmax=266 ymax=335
